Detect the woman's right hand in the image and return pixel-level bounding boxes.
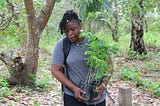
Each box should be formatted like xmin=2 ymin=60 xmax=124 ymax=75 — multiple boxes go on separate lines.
xmin=73 ymin=87 xmax=87 ymax=102
xmin=51 ymin=65 xmax=87 ymax=102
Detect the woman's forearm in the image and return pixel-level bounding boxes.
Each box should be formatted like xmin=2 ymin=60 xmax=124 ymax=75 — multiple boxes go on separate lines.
xmin=51 ymin=65 xmax=78 ymax=92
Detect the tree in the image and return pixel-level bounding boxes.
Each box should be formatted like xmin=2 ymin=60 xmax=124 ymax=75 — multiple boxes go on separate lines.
xmin=130 ymin=0 xmax=147 ymax=54
xmin=71 ymin=0 xmax=120 ymax=42
xmin=0 ymin=0 xmax=55 ymax=86
xmin=118 ymin=0 xmax=160 ymax=54
xmin=105 ymin=0 xmax=119 ymax=42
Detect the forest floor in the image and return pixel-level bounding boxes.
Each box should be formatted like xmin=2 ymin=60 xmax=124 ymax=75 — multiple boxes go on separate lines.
xmin=0 ymin=49 xmax=160 ymax=106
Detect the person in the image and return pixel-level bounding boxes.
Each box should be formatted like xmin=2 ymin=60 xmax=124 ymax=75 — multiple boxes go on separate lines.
xmin=51 ymin=10 xmax=113 ymax=106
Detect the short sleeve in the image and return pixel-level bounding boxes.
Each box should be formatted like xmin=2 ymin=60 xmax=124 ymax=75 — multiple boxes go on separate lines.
xmin=51 ymin=38 xmax=64 ymax=66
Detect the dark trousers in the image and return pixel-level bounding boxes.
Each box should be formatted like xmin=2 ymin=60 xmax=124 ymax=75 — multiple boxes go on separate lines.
xmin=64 ymin=93 xmax=106 ymax=106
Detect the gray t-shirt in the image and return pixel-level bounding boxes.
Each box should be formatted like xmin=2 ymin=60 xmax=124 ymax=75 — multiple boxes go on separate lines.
xmin=51 ymin=37 xmax=106 ymax=105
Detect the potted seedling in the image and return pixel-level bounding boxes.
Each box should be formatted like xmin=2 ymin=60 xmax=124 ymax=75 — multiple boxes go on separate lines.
xmin=80 ymin=31 xmax=118 ymax=101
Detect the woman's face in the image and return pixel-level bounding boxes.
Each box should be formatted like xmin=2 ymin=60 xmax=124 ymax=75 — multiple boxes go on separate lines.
xmin=64 ymin=20 xmax=82 ymax=43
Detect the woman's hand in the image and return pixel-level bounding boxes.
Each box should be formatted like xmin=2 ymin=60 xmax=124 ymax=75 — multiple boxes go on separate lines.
xmin=52 ymin=65 xmax=87 ymax=102
xmin=73 ymin=87 xmax=87 ymax=102
xmin=93 ymin=83 xmax=106 ymax=101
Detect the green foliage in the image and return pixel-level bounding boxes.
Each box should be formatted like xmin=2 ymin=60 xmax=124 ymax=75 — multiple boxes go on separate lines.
xmin=141 ymin=79 xmax=160 ymax=97
xmin=127 ymin=50 xmax=138 ymax=57
xmin=29 ymin=74 xmax=37 ymax=86
xmin=71 ymin=0 xmax=105 ymax=20
xmin=146 ymin=61 xmax=154 ymax=69
xmin=149 ymin=82 xmax=160 ymax=97
xmin=120 ymin=66 xmax=160 ymax=97
xmin=40 ymin=29 xmax=59 ymax=54
xmin=0 ymin=77 xmax=12 ymax=97
xmin=120 ymin=66 xmax=141 ymax=81
xmin=127 ymin=50 xmax=147 ymax=59
xmin=56 ymin=0 xmax=61 ymax=3
xmin=71 ymin=0 xmax=113 ymax=28
xmin=36 ymin=78 xmax=49 ymax=89
xmin=0 ymin=0 xmax=27 ymax=51
xmin=36 ymin=51 xmax=54 ymax=91
xmin=120 ymin=66 xmax=146 ymax=89
xmin=117 ymin=33 xmax=130 ymax=54
xmin=144 ymin=32 xmax=160 ymax=47
xmin=33 ymin=98 xmax=40 ymax=106
xmin=81 ymin=31 xmax=119 ymax=79
xmin=127 ymin=50 xmax=152 ymax=61
xmin=0 ymin=0 xmax=6 ymax=9
xmin=1 ymin=25 xmax=22 ymax=49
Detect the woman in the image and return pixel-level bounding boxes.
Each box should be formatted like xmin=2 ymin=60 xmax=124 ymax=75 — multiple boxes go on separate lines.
xmin=51 ymin=10 xmax=113 ymax=106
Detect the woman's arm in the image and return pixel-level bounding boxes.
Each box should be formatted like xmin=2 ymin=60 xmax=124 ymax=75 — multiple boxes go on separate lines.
xmin=51 ymin=64 xmax=86 ymax=102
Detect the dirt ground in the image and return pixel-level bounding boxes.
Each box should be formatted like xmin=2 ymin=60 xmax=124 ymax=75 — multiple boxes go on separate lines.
xmin=0 ymin=54 xmax=160 ymax=106
xmin=0 ymin=73 xmax=159 ymax=106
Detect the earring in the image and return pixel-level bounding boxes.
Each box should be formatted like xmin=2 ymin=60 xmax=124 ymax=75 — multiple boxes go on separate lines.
xmin=66 ymin=20 xmax=69 ymax=23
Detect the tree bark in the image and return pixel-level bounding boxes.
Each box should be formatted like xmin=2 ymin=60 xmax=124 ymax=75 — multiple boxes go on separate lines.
xmin=23 ymin=0 xmax=39 ymax=86
xmin=130 ymin=0 xmax=147 ymax=54
xmin=37 ymin=0 xmax=55 ymax=34
xmin=0 ymin=52 xmax=26 ymax=85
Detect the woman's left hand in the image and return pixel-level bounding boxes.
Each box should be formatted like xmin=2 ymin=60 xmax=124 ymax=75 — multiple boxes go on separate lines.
xmin=93 ymin=83 xmax=106 ymax=101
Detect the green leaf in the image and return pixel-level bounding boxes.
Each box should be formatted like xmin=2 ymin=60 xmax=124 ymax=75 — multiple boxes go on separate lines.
xmin=56 ymin=0 xmax=61 ymax=3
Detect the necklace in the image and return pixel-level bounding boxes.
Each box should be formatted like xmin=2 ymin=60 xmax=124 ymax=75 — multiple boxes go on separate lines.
xmin=73 ymin=38 xmax=84 ymax=47
xmin=74 ymin=42 xmax=81 ymax=47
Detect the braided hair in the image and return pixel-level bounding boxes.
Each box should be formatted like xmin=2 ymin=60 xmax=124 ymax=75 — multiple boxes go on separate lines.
xmin=59 ymin=10 xmax=81 ymax=34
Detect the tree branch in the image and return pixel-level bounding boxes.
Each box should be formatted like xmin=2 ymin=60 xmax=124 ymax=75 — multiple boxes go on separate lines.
xmin=24 ymin=0 xmax=37 ymax=32
xmin=37 ymin=0 xmax=56 ymax=34
xmin=105 ymin=20 xmax=114 ymax=34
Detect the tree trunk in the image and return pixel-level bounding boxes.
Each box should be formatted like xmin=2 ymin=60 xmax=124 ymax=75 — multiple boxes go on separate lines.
xmin=105 ymin=0 xmax=119 ymax=42
xmin=23 ymin=0 xmax=55 ymax=86
xmin=0 ymin=52 xmax=26 ymax=85
xmin=130 ymin=0 xmax=147 ymax=54
xmin=0 ymin=0 xmax=55 ymax=86
xmin=23 ymin=0 xmax=40 ymax=86
xmin=112 ymin=0 xmax=119 ymax=42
